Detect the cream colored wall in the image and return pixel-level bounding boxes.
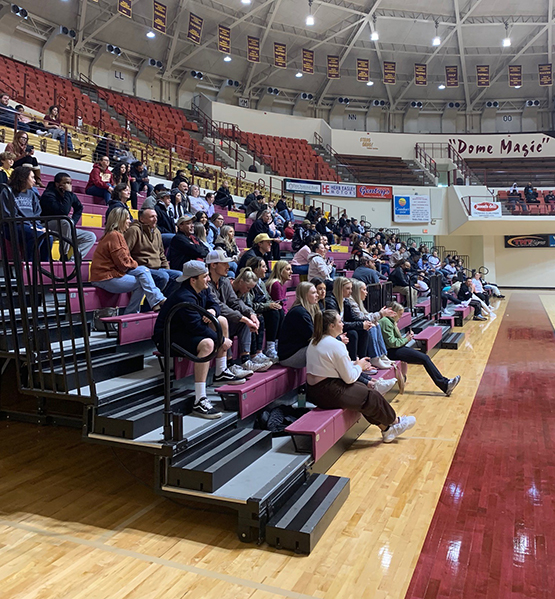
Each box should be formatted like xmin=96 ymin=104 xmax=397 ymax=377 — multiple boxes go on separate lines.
xmin=492 ymin=236 xmax=555 ymax=288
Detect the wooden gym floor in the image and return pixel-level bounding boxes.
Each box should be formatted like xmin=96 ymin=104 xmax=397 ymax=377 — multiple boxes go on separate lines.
xmin=0 ymin=292 xmax=552 ymax=598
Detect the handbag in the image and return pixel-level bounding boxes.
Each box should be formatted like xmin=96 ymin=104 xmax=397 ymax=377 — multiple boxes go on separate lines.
xmin=92 ymin=307 xmax=118 ymax=332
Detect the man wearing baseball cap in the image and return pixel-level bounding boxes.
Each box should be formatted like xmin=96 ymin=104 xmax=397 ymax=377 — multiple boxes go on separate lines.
xmin=168 ymin=212 xmax=209 ymax=271
xmin=206 ymin=249 xmax=264 ymax=378
xmin=153 ymin=260 xmax=245 ymax=419
xmin=237 ymin=232 xmax=273 ymax=272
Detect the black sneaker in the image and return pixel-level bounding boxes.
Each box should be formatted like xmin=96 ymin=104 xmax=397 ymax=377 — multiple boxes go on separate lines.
xmin=193 ymin=397 xmax=222 ymax=419
xmin=212 ymin=368 xmax=246 ymax=385
xmin=473 ymin=315 xmax=487 ymax=321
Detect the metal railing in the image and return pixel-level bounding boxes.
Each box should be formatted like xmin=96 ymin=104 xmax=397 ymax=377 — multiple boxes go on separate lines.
xmin=415 ymin=143 xmax=438 ymax=180
xmin=416 ymin=142 xmax=482 ymax=186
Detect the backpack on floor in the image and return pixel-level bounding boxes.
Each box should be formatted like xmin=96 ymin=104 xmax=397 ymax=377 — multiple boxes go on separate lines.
xmin=255 ymin=405 xmax=311 ymax=436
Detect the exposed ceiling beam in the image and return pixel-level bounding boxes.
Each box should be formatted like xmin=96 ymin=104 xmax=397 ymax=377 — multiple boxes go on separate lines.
xmin=392 ymin=0 xmax=485 ymax=109
xmin=169 ymin=0 xmax=277 ymax=75
xmin=453 ymin=0 xmax=470 ymax=108
xmin=244 ymin=0 xmax=284 ymax=92
xmin=76 ymin=0 xmax=88 ymax=45
xmin=548 ymin=0 xmax=553 ymax=109
xmin=163 ymin=0 xmax=191 ymax=76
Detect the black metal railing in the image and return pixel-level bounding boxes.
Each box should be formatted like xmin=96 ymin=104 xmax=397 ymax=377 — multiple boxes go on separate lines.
xmin=365 ymin=281 xmax=392 ymax=314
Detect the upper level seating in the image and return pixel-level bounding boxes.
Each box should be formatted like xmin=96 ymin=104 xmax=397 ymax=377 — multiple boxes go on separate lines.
xmin=465 ymin=157 xmax=555 ymax=188
xmin=497 ymin=188 xmax=554 ymax=215
xmin=236 ymin=131 xmax=339 ymax=182
xmin=335 ymin=155 xmax=424 ymax=185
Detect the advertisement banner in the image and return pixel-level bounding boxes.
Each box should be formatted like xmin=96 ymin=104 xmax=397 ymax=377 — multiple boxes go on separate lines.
xmin=187 ymin=13 xmax=203 ymax=44
xmin=321 ymin=183 xmax=357 ymax=197
xmin=470 ymin=201 xmax=502 ymax=218
xmin=247 ymin=36 xmax=260 ymax=63
xmin=327 ymin=55 xmax=340 ymax=79
xmin=153 ymin=1 xmax=167 ymax=33
xmin=446 ymin=65 xmax=458 ymax=87
xmin=218 ymin=25 xmax=231 ymax=54
xmin=539 ymin=63 xmax=553 ymax=86
xmin=302 ymin=49 xmax=314 ymax=74
xmin=393 ymin=195 xmax=430 ymax=223
xmin=284 ymin=179 xmax=321 ymax=194
xmin=383 ymin=61 xmax=396 ymax=85
xmin=357 ymin=58 xmax=369 ymax=82
xmin=357 ymin=185 xmax=393 ymax=199
xmin=274 ymin=42 xmax=287 ymax=69
xmin=476 ymin=64 xmax=490 ymax=87
xmin=117 ymin=0 xmax=132 ymax=18
xmin=504 ymin=234 xmax=555 ymax=248
xmin=508 ymin=65 xmax=522 ymax=88
xmin=414 ymin=63 xmax=427 ymax=86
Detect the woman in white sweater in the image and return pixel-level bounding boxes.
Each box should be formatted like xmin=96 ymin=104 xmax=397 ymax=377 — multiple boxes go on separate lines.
xmin=306 ymin=310 xmax=416 ymax=443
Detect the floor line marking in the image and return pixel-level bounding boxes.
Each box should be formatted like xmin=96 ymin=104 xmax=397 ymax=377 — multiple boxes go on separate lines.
xmin=95 ymin=498 xmax=164 ymax=543
xmin=0 ymin=518 xmax=319 ymax=599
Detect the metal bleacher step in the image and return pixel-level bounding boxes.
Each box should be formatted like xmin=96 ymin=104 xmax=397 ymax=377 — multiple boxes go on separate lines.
xmin=167 ymin=427 xmax=273 ymax=493
xmin=440 ymin=331 xmax=466 ymax=350
xmin=265 ymin=473 xmax=350 ymax=554
xmin=1 ymin=320 xmax=89 ymax=353
xmin=36 ymin=351 xmax=145 ymax=392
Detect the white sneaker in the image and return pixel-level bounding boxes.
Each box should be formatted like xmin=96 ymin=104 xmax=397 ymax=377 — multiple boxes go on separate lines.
xmin=380 ymin=355 xmax=395 ymax=367
xmin=229 ymin=363 xmax=253 ymax=378
xmin=243 ymin=358 xmax=272 ymax=373
xmin=265 ymin=347 xmax=279 ymax=361
xmin=370 ymin=357 xmax=392 ymax=370
xmin=373 ymin=378 xmax=396 ymax=396
xmin=252 ymin=353 xmax=271 ymax=364
xmin=382 ymin=415 xmax=416 ymax=443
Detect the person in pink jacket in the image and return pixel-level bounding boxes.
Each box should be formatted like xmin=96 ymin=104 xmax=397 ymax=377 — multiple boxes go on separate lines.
xmin=86 ymin=156 xmax=114 ymax=205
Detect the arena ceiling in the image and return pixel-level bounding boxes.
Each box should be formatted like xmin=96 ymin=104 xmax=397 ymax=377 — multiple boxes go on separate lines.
xmin=11 ymin=0 xmax=555 ymax=110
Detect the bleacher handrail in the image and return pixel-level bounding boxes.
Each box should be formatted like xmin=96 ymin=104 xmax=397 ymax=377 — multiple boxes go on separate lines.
xmin=414 ymin=143 xmax=438 ymax=180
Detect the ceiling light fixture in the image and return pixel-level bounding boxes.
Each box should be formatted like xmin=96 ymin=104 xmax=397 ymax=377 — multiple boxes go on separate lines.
xmin=432 ymin=20 xmax=441 ymax=46
xmin=502 ymin=22 xmax=511 ymax=47
xmin=146 ymin=30 xmax=155 ymax=38
xmin=438 ymin=84 xmax=446 ymax=90
xmin=371 ymin=15 xmax=379 ymax=41
xmin=306 ymin=0 xmax=314 ymax=26
xmin=224 ymin=55 xmax=232 ymax=62
xmin=241 ymin=0 xmax=251 ymax=5
xmin=367 ymin=80 xmax=374 ymax=86
xmin=296 ymin=71 xmax=303 ymax=78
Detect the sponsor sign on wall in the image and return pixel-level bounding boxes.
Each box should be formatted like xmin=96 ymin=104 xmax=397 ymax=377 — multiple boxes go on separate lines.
xmin=470 ymin=201 xmax=502 ymax=218
xmin=284 ymin=179 xmax=321 ymax=194
xmin=321 ymin=183 xmax=357 ymax=197
xmin=393 ymin=195 xmax=431 ymax=223
xmin=504 ymin=235 xmax=555 ymax=248
xmin=357 ymin=185 xmax=393 ymax=199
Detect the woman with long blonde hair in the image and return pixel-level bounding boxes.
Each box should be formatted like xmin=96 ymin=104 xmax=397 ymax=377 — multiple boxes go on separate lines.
xmin=265 ymin=259 xmax=292 ymax=310
xmin=91 ymin=207 xmax=166 ymax=314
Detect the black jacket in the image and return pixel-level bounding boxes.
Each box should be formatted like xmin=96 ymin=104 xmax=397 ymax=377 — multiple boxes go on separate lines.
xmin=105 ymin=198 xmax=132 ymax=221
xmin=215 ymin=186 xmax=233 ymax=205
xmin=458 ymin=283 xmax=472 ymax=302
xmin=154 ymin=202 xmax=175 ymax=235
xmin=389 ymin=266 xmax=410 ymax=288
xmin=324 ymin=294 xmax=365 ymax=332
xmin=292 ymin=227 xmax=311 ymax=252
xmin=153 ymin=281 xmax=220 ymax=351
xmin=40 ymin=182 xmax=83 ymax=224
xmin=247 ymin=219 xmax=271 ymax=247
xmin=168 ymin=231 xmax=208 ymax=271
xmin=237 ymin=246 xmax=269 ymax=271
xmin=278 ymin=305 xmax=314 ymax=361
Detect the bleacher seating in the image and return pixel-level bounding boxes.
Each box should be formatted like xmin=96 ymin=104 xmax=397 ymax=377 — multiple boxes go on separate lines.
xmin=466 ymin=157 xmax=555 ymax=187
xmin=335 ymin=155 xmax=424 ymax=185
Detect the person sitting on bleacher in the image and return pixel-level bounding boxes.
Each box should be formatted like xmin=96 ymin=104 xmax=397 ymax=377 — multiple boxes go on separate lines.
xmin=524 ymin=182 xmax=539 ymax=203
xmin=276 ymin=196 xmax=294 ymax=223
xmin=153 ymin=190 xmax=176 ymax=249
xmin=207 ymin=212 xmax=224 ymax=247
xmin=112 ymin=162 xmax=137 ymax=210
xmin=168 ymin=213 xmax=208 ymax=271
xmin=0 ymin=151 xmax=14 ymax=185
xmin=40 ymin=172 xmax=96 ymax=261
xmin=389 ymin=259 xmax=418 ymax=307
xmin=5 ymin=131 xmax=43 ymax=186
xmin=171 ymin=169 xmax=189 ymax=189
xmin=237 ymin=233 xmax=272 ymax=271
xmin=170 ymin=187 xmax=188 ymax=222
xmin=0 ymin=92 xmax=30 ymax=132
xmin=90 ymin=207 xmax=166 ymax=314
xmin=214 ymin=224 xmax=239 ymax=276
xmin=380 ymin=301 xmax=461 ymax=396
xmin=15 ymin=105 xmax=45 ymax=134
xmin=245 ymin=194 xmax=267 ymax=220
xmin=0 ymin=165 xmax=50 ymax=261
xmin=353 ymin=255 xmax=380 ymax=285
xmin=306 ymin=309 xmax=416 ymax=444
xmin=457 ymin=277 xmax=486 ymax=321
xmin=143 ymin=185 xmax=170 ymax=211
xmin=278 ymin=281 xmax=320 ymax=368
xmin=244 ymin=186 xmax=259 ymax=208
xmin=188 ymin=185 xmax=214 ymax=217
xmin=105 ymin=183 xmax=134 ymax=222
xmin=206 ymin=249 xmax=264 ymax=377
xmin=86 ymin=156 xmax=114 ymax=205
xmin=292 ymin=219 xmax=313 ymax=252
xmin=124 ymin=207 xmax=182 ymax=300
xmin=307 ymin=240 xmax=334 ymax=282
xmin=291 ymin=237 xmax=318 ymax=276
xmin=266 ymin=260 xmax=292 ymax=310
xmin=545 ymin=191 xmax=555 ymax=206
xmin=214 ymin=180 xmax=235 ymax=210
xmin=507 ymin=187 xmax=528 ymax=213
xmin=152 ymin=260 xmax=244 ymax=420
xmin=247 ymin=209 xmax=281 ymax=260
xmin=42 ymin=106 xmax=73 ymax=152
xmin=129 ymin=160 xmax=153 ymax=198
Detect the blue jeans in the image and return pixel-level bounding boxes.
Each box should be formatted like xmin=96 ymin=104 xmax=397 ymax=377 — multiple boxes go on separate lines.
xmin=280 ymin=209 xmax=294 ymax=222
xmin=149 ymin=268 xmax=181 ymax=298
xmin=92 ymin=266 xmax=165 ymax=314
xmin=292 ymin=264 xmax=309 ymax=275
xmin=87 ymin=186 xmax=111 ymax=205
xmin=366 ymin=324 xmax=387 ymax=358
xmin=51 ymin=129 xmax=74 ymax=151
xmin=3 ymin=223 xmax=52 ymax=262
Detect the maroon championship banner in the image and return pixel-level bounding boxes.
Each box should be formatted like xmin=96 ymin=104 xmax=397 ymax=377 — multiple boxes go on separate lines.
xmin=274 ymin=42 xmax=287 ymax=69
xmin=327 ymin=55 xmax=340 ymax=79
xmin=187 ymin=13 xmax=203 ymax=44
xmin=302 ymin=49 xmax=314 ymax=74
xmin=539 ymin=64 xmax=553 ymax=86
xmin=508 ymin=65 xmax=522 ymax=88
xmin=247 ymin=36 xmax=260 ymax=63
xmin=117 ymin=0 xmax=132 ymax=18
xmin=476 ymin=64 xmax=490 ymax=87
xmin=153 ymin=1 xmax=167 ymax=34
xmin=357 ymin=58 xmax=369 ymax=82
xmin=383 ymin=61 xmax=396 ymax=85
xmin=414 ymin=63 xmax=427 ymax=86
xmin=357 ymin=185 xmax=393 ymax=199
xmin=446 ymin=65 xmax=458 ymax=87
xmin=218 ymin=25 xmax=231 ymax=54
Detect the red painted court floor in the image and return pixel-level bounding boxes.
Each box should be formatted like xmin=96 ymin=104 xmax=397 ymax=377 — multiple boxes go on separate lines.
xmin=405 ymin=294 xmax=555 ymax=599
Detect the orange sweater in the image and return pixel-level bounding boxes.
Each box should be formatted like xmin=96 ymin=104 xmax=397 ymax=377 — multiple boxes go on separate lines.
xmin=90 ymin=231 xmax=137 ymax=281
